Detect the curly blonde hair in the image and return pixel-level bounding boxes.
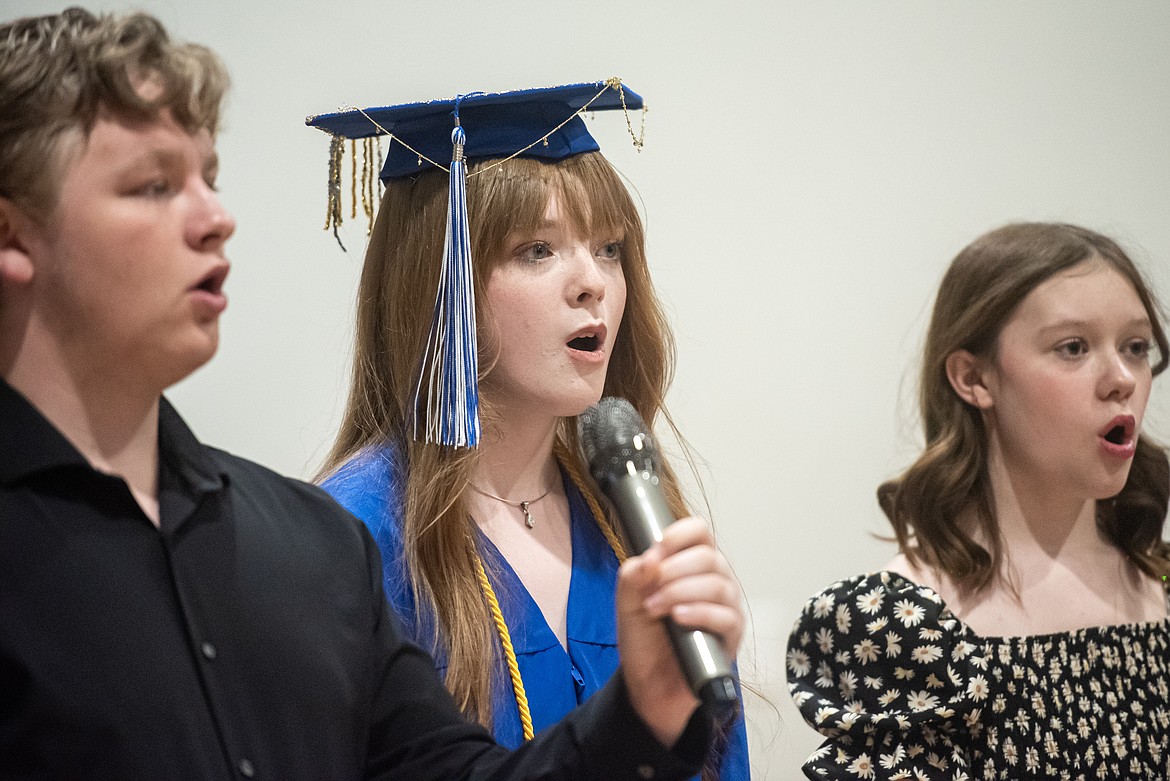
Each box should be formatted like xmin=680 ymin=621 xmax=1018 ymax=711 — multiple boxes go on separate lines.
xmin=0 ymin=7 xmax=228 ymax=221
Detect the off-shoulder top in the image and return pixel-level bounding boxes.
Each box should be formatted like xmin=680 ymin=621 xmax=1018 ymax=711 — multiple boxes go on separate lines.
xmin=786 ymin=571 xmax=1170 ymax=780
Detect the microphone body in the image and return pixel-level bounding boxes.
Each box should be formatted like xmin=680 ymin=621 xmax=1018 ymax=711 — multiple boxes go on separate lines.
xmin=578 ymin=398 xmax=738 ymax=717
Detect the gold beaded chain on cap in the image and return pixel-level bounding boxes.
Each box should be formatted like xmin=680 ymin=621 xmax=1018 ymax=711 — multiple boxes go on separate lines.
xmin=323 ymin=78 xmax=647 ymax=239
xmin=472 ymin=440 xmax=628 ymax=741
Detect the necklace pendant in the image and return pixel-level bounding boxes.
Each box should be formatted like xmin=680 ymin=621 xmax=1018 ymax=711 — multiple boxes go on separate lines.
xmin=520 ymin=500 xmax=535 ymax=529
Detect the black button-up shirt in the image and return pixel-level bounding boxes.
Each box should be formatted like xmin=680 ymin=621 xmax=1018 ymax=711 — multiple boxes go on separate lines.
xmin=0 ymin=379 xmax=708 ymax=780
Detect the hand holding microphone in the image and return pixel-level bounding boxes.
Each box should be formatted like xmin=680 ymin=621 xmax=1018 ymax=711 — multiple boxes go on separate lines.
xmin=578 ymin=398 xmax=741 ymax=727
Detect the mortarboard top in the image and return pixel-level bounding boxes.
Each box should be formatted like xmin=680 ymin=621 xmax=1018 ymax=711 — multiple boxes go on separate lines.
xmin=307 ymin=80 xmax=644 ymax=181
xmin=306 ymin=79 xmax=646 ymax=449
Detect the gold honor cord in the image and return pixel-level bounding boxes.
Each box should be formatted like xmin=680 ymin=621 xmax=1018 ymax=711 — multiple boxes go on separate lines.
xmin=554 ymin=438 xmax=627 ymax=563
xmin=474 ymin=555 xmax=534 ymax=740
xmin=472 ymin=441 xmax=628 ymax=742
xmin=324 ymin=79 xmax=646 ymax=238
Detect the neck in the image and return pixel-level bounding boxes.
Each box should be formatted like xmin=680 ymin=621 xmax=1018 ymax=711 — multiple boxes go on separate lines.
xmin=473 ymin=404 xmax=561 ymax=499
xmin=983 ymin=442 xmax=1106 ymax=571
xmin=5 ymin=339 xmax=162 ymax=523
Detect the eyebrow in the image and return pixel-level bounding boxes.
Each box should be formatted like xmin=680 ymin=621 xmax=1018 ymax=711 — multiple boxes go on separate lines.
xmin=1038 ymin=316 xmax=1152 ymax=335
xmin=119 ymin=144 xmax=217 ymax=178
xmin=121 ymin=146 xmax=181 ymax=170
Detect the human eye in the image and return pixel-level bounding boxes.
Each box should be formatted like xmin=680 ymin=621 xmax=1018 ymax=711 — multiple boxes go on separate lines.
xmin=1054 ymin=338 xmax=1089 ymax=359
xmin=516 ymin=241 xmax=553 ymax=265
xmin=127 ymin=174 xmax=176 ymax=199
xmin=597 ymin=240 xmax=624 ymax=263
xmin=1122 ymin=337 xmax=1152 ymax=362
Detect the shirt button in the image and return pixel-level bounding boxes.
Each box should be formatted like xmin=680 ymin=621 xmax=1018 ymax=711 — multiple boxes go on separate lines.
xmin=201 ymin=641 xmax=217 ymax=660
xmin=238 ymin=758 xmax=254 ymax=777
xmin=636 ymin=764 xmax=654 ymax=779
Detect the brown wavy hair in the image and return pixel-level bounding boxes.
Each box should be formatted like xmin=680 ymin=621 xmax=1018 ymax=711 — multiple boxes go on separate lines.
xmin=0 ymin=7 xmax=228 ymax=222
xmin=879 ymin=222 xmax=1170 ymax=593
xmin=319 ymin=152 xmax=693 ymax=727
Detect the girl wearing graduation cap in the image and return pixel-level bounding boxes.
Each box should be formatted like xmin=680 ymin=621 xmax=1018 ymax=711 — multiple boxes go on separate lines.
xmin=786 ymin=223 xmax=1170 ymax=779
xmin=311 ymin=81 xmax=750 ymax=780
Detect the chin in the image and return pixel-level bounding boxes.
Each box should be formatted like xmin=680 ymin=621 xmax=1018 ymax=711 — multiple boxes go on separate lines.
xmin=162 ymin=340 xmax=219 ymax=389
xmin=1100 ymin=479 xmax=1133 ymax=502
xmin=554 ymin=386 xmax=606 ymax=419
xmin=1093 ymin=470 xmax=1134 ymax=502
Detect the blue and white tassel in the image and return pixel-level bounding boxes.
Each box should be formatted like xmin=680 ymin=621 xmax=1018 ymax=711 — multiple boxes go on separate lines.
xmin=411 ymin=117 xmax=480 ymax=447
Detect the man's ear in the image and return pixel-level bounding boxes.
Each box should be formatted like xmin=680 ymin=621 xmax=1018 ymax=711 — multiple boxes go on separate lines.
xmin=945 ymin=349 xmax=995 ymax=410
xmin=0 ymin=197 xmax=35 ymax=288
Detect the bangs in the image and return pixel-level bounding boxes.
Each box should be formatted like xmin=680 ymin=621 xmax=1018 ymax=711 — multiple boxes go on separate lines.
xmin=466 ymin=152 xmax=636 ymax=269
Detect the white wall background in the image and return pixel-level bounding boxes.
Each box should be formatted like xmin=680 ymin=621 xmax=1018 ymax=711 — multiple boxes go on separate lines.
xmin=8 ymin=1 xmax=1170 ymax=777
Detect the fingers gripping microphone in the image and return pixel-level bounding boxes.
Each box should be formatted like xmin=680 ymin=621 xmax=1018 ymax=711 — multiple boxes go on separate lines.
xmin=577 ymin=397 xmax=738 ymax=718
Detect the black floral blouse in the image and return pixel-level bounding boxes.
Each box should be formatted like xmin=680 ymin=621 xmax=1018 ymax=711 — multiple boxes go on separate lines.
xmin=786 ymin=571 xmax=1170 ymax=780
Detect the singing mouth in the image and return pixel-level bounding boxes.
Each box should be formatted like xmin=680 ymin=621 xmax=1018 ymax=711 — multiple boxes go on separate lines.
xmin=568 ymin=333 xmax=600 ymax=352
xmin=567 ymin=324 xmax=606 ymax=353
xmin=194 ymin=264 xmax=229 ymax=295
xmin=1100 ymin=415 xmax=1136 ymax=446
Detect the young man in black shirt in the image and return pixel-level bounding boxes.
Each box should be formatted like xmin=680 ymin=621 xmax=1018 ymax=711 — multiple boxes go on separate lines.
xmin=0 ymin=9 xmax=743 ymax=780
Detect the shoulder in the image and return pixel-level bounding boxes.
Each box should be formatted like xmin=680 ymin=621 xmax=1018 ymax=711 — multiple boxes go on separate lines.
xmin=786 ymin=570 xmax=978 ymax=717
xmin=788 ymin=570 xmax=963 ymax=654
xmin=318 ymin=444 xmax=419 ymax=622
xmin=884 ymin=551 xmax=950 ymax=596
xmin=787 ymin=572 xmax=981 ymax=778
xmin=318 ymin=443 xmax=403 ymax=538
xmin=206 ymin=446 xmax=356 ymax=520
xmin=201 ymin=447 xmax=384 ymax=598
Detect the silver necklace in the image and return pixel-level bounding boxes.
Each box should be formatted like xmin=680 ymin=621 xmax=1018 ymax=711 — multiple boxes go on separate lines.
xmin=469 ymin=483 xmax=552 ymax=529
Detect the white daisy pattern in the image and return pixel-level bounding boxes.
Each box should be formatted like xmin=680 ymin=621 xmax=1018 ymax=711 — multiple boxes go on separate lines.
xmin=837 ymin=602 xmax=852 ymax=633
xmin=855 ymin=638 xmax=881 ymax=664
xmin=816 ymin=626 xmax=835 ymax=654
xmin=787 ymin=647 xmax=812 ymax=678
xmin=966 ymin=674 xmax=989 ymax=702
xmin=894 ymin=599 xmax=926 ymax=628
xmin=857 ymin=585 xmax=887 ymax=615
xmin=785 ymin=571 xmax=1170 ymax=779
xmin=910 ymin=644 xmax=943 ymax=665
xmin=847 ymin=752 xmax=876 ymax=779
xmin=906 ymin=689 xmax=940 ymax=712
xmin=812 ymin=592 xmax=836 ymax=619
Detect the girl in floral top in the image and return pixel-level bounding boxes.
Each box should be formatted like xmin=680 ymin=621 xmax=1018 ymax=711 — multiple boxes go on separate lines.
xmin=787 ymin=223 xmax=1170 ymax=780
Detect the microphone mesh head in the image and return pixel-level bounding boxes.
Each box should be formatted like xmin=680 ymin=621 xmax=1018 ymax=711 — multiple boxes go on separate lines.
xmin=577 ymin=397 xmax=659 ymax=477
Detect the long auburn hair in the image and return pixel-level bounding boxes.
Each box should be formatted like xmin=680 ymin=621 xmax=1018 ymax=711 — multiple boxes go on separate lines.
xmin=320 ymin=152 xmax=691 ymax=726
xmin=879 ymin=222 xmax=1170 ymax=593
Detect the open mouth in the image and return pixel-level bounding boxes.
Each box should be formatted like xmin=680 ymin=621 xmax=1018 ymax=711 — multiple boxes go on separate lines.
xmin=1100 ymin=416 xmax=1135 ymax=446
xmin=567 ymin=333 xmax=600 ymax=352
xmin=194 ymin=265 xmax=229 ymax=295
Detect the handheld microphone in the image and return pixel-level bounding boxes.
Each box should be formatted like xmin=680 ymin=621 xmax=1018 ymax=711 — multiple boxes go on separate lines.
xmin=577 ymin=397 xmax=738 ymax=718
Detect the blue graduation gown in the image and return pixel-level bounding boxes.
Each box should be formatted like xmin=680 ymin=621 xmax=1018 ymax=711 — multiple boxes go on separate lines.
xmin=323 ymin=444 xmax=751 ymax=780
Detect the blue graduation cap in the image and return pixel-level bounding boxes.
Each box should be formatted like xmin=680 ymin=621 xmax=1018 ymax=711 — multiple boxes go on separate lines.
xmin=308 ymin=80 xmax=644 ymax=180
xmin=307 ymin=79 xmax=646 ymax=448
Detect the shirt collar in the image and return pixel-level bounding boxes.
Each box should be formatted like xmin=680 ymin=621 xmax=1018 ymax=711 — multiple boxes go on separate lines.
xmin=157 ymin=395 xmax=227 ymax=495
xmin=0 ymin=377 xmax=226 ymax=493
xmin=0 ymin=378 xmax=89 ymax=484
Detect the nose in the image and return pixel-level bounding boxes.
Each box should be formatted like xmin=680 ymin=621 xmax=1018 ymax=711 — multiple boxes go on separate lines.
xmin=1099 ymin=349 xmax=1138 ymax=401
xmin=187 ymin=179 xmax=236 ymax=253
xmin=567 ymin=244 xmax=605 ymax=305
